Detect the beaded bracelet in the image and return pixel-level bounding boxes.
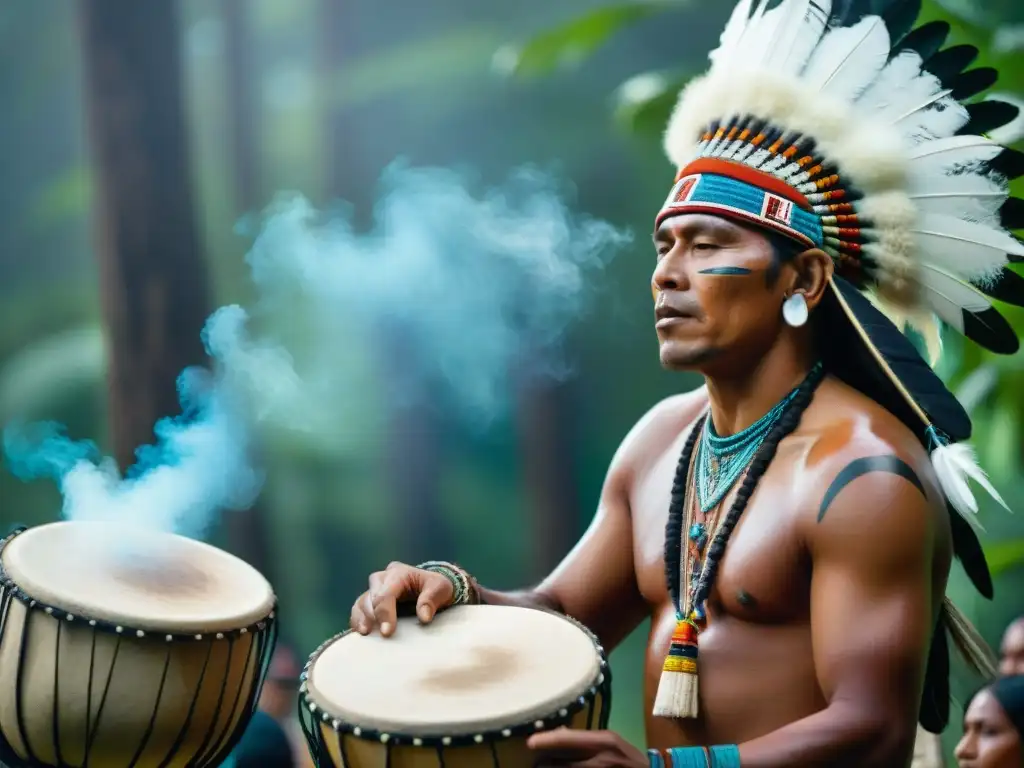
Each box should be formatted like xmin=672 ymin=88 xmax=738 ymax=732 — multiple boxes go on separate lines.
xmin=648 ymin=745 xmax=740 ymax=768
xmin=416 ymin=561 xmax=480 ymax=606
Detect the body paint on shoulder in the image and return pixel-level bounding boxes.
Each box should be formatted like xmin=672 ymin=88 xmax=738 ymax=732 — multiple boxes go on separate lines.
xmin=818 ymin=455 xmax=926 ymax=522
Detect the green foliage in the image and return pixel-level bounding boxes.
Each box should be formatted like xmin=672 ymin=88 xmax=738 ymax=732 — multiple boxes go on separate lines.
xmin=987 ymin=538 xmax=1024 ymax=577
xmin=329 ymin=26 xmax=506 ymax=109
xmin=29 ymin=164 xmax=92 ymax=230
xmin=933 ymin=0 xmax=1024 ymax=29
xmin=613 ymin=70 xmax=692 ymax=136
xmin=500 ymin=2 xmax=688 ymax=78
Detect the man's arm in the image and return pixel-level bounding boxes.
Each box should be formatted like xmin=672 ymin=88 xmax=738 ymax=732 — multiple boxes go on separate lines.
xmin=354 ymin=389 xmax=706 ymax=653
xmin=736 ymin=451 xmax=943 ymax=768
xmin=478 ymin=392 xmax=705 ymax=652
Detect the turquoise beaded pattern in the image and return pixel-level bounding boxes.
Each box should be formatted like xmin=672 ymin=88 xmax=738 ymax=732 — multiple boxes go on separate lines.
xmin=695 ymin=362 xmax=823 ymax=513
xmin=417 ymin=560 xmax=478 ymax=606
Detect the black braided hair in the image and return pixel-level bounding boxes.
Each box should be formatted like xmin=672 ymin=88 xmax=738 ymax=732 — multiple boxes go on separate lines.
xmin=694 ymin=364 xmax=826 ymax=606
xmin=664 ymin=414 xmax=707 ymax=612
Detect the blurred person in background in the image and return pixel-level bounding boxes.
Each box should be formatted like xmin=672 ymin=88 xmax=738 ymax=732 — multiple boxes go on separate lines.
xmin=259 ymin=644 xmax=314 ymax=768
xmin=1000 ymin=617 xmax=1024 ymax=677
xmin=954 ymin=676 xmax=1024 ymax=768
xmin=226 ymin=709 xmax=296 ymax=768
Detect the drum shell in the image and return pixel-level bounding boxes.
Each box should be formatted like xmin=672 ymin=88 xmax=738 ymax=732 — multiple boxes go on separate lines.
xmin=311 ymin=689 xmax=608 ymax=768
xmin=0 ymin=590 xmax=272 ymax=768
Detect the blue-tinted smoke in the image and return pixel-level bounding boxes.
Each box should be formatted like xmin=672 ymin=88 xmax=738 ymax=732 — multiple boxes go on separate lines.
xmin=3 ymin=163 xmax=631 ymax=539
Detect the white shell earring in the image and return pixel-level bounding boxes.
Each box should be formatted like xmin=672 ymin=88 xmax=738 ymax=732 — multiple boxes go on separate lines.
xmin=782 ymin=293 xmax=808 ymax=328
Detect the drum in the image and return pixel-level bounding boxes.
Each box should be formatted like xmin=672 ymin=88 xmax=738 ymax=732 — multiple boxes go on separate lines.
xmin=299 ymin=605 xmax=611 ymax=768
xmin=0 ymin=522 xmax=277 ymax=768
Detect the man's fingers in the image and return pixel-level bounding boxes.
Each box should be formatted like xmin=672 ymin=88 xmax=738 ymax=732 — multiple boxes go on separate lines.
xmin=527 ymin=728 xmax=604 ymax=754
xmin=415 ymin=574 xmax=453 ymax=623
xmin=350 ymin=592 xmax=375 ymax=635
xmin=371 ymin=569 xmax=408 ymax=636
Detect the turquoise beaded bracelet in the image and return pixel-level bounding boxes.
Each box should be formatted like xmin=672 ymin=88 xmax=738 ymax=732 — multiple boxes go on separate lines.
xmin=648 ymin=745 xmax=740 ymax=768
xmin=416 ymin=560 xmax=479 ymax=606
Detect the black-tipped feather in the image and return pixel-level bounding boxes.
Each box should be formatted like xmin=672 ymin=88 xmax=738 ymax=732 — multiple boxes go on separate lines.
xmin=949 ymin=68 xmax=999 ymax=102
xmin=824 ymin=277 xmax=972 ymax=442
xmin=926 ymin=45 xmax=979 ymax=83
xmin=977 ymin=266 xmax=1024 ymax=308
xmin=959 ymin=101 xmax=1021 ymax=137
xmin=892 ymin=21 xmax=950 ymax=62
xmin=882 ymin=0 xmax=922 ymax=47
xmin=919 ymin=623 xmax=950 ymax=733
xmin=990 ymin=149 xmax=1024 ymax=181
xmin=1001 ymin=197 xmax=1024 ymax=232
xmin=829 ymin=0 xmax=917 ymax=35
xmin=961 ymin=308 xmax=1019 ymax=355
xmin=949 ymin=505 xmax=995 ymax=599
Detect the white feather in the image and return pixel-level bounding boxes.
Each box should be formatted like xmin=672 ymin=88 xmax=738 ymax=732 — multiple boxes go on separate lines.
xmin=913 ymin=213 xmax=1022 ymax=285
xmin=762 ymin=0 xmax=832 ymax=76
xmin=801 ymin=16 xmax=890 ymax=101
xmin=733 ymin=0 xmax=772 ymax=53
xmin=931 ymin=441 xmax=1008 ymax=517
xmin=709 ymin=0 xmax=754 ymax=70
xmin=908 ymin=173 xmax=1007 ymax=224
xmin=915 ymin=265 xmax=991 ymax=334
xmin=859 ymin=52 xmax=969 ymax=143
xmin=906 ymin=135 xmax=1003 ymax=174
xmin=737 ymin=2 xmax=799 ymax=75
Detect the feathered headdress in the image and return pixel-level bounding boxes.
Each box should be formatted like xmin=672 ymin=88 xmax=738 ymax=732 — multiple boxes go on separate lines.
xmin=656 ymin=0 xmax=1024 ymax=732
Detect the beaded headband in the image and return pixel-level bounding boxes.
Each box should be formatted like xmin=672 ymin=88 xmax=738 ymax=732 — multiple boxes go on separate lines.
xmin=656 ymin=160 xmax=825 ymax=250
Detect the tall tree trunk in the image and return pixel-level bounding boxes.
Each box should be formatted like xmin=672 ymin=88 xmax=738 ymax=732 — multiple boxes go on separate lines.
xmin=518 ymin=379 xmax=581 ymax=581
xmin=318 ymin=0 xmax=351 ymax=203
xmin=317 ymin=0 xmax=451 ymax=563
xmin=78 ymin=0 xmax=211 ymax=471
xmin=223 ymin=0 xmax=260 ymax=214
xmin=221 ymin=0 xmax=274 ymax=578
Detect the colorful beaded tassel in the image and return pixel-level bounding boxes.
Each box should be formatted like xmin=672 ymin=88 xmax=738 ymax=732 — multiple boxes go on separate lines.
xmin=653 ymin=612 xmax=702 ymax=717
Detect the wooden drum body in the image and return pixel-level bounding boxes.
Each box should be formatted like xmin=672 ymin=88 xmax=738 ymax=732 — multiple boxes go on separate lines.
xmin=299 ymin=605 xmax=611 ymax=768
xmin=0 ymin=523 xmax=278 ymax=768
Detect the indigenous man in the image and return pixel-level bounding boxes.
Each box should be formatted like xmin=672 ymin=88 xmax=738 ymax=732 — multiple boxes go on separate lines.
xmin=350 ymin=1 xmax=1024 ymax=765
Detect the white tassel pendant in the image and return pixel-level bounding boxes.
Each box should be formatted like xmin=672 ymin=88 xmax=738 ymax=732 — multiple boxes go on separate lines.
xmin=652 ymin=614 xmax=701 ymax=718
xmin=929 ymin=439 xmax=1009 ymax=518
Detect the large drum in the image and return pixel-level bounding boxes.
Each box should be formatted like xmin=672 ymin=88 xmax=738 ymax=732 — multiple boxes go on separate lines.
xmin=299 ymin=605 xmax=611 ymax=768
xmin=0 ymin=522 xmax=277 ymax=768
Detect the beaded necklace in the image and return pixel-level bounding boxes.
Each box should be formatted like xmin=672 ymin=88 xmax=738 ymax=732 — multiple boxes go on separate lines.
xmin=695 ymin=363 xmax=822 ymax=512
xmin=653 ymin=363 xmax=823 ymax=719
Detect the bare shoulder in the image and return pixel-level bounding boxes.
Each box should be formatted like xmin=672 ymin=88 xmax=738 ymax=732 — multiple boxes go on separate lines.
xmin=611 ymin=385 xmax=709 ymax=479
xmin=790 ymin=376 xmax=949 ymax=552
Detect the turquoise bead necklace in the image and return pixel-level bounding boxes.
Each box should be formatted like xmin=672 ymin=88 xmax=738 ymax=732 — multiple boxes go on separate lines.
xmin=695 ymin=362 xmax=823 ymax=513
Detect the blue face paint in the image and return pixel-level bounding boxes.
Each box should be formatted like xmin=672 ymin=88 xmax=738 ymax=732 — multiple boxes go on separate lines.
xmin=698 ymin=267 xmax=752 ymax=275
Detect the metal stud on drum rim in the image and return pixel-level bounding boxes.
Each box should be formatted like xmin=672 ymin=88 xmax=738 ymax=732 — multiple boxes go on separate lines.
xmin=0 ymin=524 xmax=279 ymax=768
xmin=298 ymin=605 xmax=612 ymax=768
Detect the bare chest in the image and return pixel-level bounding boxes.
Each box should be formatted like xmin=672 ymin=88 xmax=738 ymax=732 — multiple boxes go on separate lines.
xmin=630 ymin=440 xmax=811 ymax=623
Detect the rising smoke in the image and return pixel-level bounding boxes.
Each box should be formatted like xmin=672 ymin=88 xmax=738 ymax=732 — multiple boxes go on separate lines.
xmin=3 ymin=163 xmax=631 ymax=540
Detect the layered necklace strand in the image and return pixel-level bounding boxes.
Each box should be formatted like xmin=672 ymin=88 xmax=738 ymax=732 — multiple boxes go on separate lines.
xmin=654 ymin=364 xmax=823 ymax=720
xmin=695 ymin=361 xmax=823 ymax=513
xmin=682 ymin=452 xmax=724 ymax=626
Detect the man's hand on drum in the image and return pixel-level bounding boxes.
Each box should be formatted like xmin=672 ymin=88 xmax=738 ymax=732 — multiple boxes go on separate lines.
xmin=527 ymin=728 xmax=647 ymax=768
xmin=350 ymin=562 xmax=454 ymax=637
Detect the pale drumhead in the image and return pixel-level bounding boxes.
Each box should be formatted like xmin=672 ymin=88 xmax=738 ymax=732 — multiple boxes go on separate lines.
xmin=1 ymin=522 xmax=274 ymax=633
xmin=308 ymin=605 xmax=602 ymax=736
